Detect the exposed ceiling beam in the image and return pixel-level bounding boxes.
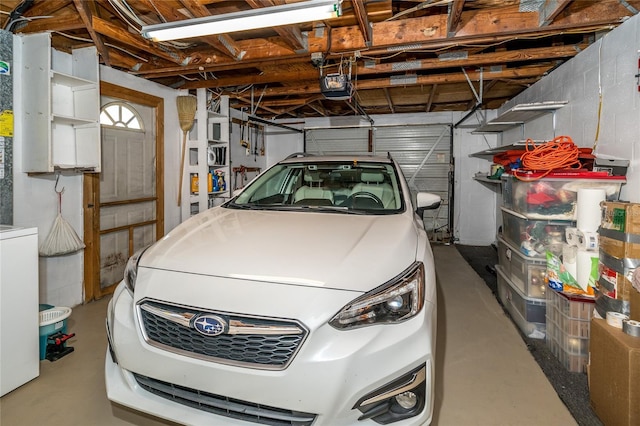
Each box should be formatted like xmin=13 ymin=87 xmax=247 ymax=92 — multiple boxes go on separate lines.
xmin=221 ymin=64 xmax=553 ymax=103
xmin=107 ymin=49 xmax=145 ymax=70
xmin=177 ymin=0 xmax=246 ymax=60
xmin=17 ymin=8 xmax=84 ymax=32
xmin=73 ymin=0 xmax=111 ymax=66
xmin=308 ymin=100 xmax=328 ymax=117
xmin=92 ymin=16 xmax=190 ymax=65
xmin=234 ymin=96 xmax=282 ymax=115
xmin=447 ymin=0 xmax=465 ymax=36
xmin=133 ymin=5 xmax=617 ymax=80
xmin=539 ymin=0 xmax=573 ymax=26
xmin=352 ymin=0 xmax=372 ymax=46
xmin=357 ymin=44 xmax=584 ymax=75
xmin=180 ymin=43 xmax=582 ymax=89
xmin=244 ymin=0 xmax=307 ymax=52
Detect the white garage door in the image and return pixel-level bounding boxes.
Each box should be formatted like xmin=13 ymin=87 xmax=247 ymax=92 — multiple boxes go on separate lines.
xmin=305 ymin=125 xmax=452 ymax=240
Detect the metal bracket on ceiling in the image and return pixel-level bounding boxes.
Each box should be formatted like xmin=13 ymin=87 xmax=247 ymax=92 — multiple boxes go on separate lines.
xmin=619 ymin=0 xmax=639 ymax=14
xmin=461 ymin=66 xmax=483 ymax=105
xmin=454 ymin=67 xmax=485 ymax=128
xmin=250 ymin=86 xmax=267 ymax=116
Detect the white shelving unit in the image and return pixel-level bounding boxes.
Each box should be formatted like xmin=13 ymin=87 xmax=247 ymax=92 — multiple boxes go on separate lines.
xmin=183 ymin=90 xmax=230 ymax=219
xmin=472 ymin=101 xmax=568 ymax=134
xmin=469 ymin=101 xmax=568 ymax=184
xmin=20 ymin=32 xmax=100 ymax=173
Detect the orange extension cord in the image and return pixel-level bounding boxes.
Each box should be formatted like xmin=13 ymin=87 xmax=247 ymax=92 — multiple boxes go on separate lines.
xmin=513 ymin=136 xmax=582 ymax=181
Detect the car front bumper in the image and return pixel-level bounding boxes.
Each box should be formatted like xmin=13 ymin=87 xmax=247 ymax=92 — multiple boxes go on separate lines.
xmin=105 ymin=280 xmax=436 ymax=426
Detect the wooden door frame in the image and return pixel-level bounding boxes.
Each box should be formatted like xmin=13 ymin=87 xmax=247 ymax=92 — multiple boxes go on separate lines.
xmin=83 ymin=82 xmax=165 ymax=302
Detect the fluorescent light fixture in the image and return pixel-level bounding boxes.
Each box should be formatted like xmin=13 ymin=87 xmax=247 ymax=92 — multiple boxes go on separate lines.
xmin=141 ymin=0 xmax=342 ymax=42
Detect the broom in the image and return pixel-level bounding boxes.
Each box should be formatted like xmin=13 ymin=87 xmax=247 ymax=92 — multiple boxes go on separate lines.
xmin=177 ymin=95 xmax=198 ymax=206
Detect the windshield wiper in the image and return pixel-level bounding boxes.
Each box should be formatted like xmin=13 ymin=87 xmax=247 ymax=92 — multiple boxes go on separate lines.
xmin=292 ymin=205 xmax=369 ymax=214
xmin=226 ymin=202 xmax=262 ymax=210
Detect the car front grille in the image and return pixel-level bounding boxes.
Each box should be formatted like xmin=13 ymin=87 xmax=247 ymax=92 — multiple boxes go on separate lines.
xmin=138 ymin=300 xmax=307 ymax=370
xmin=133 ymin=373 xmax=317 ymax=426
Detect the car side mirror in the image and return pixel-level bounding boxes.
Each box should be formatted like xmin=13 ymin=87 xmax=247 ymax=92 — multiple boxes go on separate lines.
xmin=415 ymin=192 xmax=441 ymax=216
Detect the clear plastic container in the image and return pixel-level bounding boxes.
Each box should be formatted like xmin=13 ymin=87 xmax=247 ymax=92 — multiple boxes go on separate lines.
xmin=502 ymin=172 xmax=625 ymax=220
xmin=497 ymin=236 xmax=547 ymax=298
xmin=501 ymin=207 xmax=569 ymax=258
xmin=496 ymin=265 xmax=546 ymax=339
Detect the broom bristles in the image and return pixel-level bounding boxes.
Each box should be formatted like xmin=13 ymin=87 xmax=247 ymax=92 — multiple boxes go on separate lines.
xmin=177 ymin=95 xmax=197 ymax=132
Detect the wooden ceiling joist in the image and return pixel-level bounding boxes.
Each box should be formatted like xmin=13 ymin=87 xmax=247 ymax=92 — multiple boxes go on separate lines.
xmin=447 ymin=0 xmax=466 ymax=36
xmin=352 ymin=0 xmax=372 ymax=46
xmin=538 ymin=0 xmax=573 ymax=26
xmin=245 ymin=0 xmax=307 ymax=52
xmin=178 ymin=0 xmax=246 ymax=60
xmin=92 ymin=16 xmax=189 ymax=65
xmin=73 ymin=0 xmax=111 ymax=66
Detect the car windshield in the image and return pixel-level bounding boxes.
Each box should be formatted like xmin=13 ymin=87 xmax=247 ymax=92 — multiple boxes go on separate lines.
xmin=227 ymin=160 xmax=405 ymax=214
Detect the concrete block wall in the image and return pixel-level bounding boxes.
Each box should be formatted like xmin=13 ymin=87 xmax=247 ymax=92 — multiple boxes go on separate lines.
xmin=499 ymin=14 xmax=640 ymax=202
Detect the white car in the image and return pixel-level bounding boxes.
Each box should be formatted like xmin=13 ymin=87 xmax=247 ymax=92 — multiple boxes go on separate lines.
xmin=106 ymin=154 xmax=440 ymax=425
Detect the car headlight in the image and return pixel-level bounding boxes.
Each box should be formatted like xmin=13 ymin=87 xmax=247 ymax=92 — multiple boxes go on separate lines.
xmin=123 ymin=246 xmax=149 ymax=294
xmin=329 ymin=262 xmax=424 ymax=330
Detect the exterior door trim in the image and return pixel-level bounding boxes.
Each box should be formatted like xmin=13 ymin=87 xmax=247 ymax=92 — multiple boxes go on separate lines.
xmin=83 ymin=82 xmax=164 ymax=302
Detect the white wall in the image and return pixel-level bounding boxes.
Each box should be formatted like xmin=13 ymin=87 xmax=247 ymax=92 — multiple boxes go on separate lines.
xmin=12 ymin=41 xmax=183 ymax=308
xmin=498 ymin=13 xmax=640 ymax=202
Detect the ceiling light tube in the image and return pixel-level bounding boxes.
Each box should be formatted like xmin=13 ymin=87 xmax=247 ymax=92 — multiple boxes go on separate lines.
xmin=141 ymin=0 xmax=342 ymax=42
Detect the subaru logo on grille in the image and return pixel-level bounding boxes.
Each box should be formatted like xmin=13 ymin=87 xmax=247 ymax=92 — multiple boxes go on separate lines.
xmin=193 ymin=314 xmax=226 ymax=336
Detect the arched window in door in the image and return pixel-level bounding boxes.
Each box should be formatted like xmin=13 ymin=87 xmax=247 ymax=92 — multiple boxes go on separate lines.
xmin=100 ymin=102 xmax=144 ymax=131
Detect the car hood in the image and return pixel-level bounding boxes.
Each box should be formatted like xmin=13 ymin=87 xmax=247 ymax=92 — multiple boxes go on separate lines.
xmin=141 ymin=207 xmax=420 ymax=293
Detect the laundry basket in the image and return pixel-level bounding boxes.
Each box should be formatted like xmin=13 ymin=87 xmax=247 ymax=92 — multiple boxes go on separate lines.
xmin=39 ymin=306 xmax=72 ymax=360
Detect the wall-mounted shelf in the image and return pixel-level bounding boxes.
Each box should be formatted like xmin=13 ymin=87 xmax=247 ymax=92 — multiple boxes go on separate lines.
xmin=20 ymin=32 xmax=100 ymax=173
xmin=469 ymin=140 xmax=546 ymax=159
xmin=472 ymin=101 xmax=567 ymax=133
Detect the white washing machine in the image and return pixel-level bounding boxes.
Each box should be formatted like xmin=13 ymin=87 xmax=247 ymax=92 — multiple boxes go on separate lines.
xmin=0 ymin=225 xmax=39 ymax=396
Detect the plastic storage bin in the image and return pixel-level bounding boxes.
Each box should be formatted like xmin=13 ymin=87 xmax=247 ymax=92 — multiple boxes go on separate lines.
xmin=501 ymin=207 xmax=569 ymax=258
xmin=496 ymin=265 xmax=546 ymax=339
xmin=39 ymin=305 xmax=72 ymax=360
xmin=497 ymin=236 xmax=547 ymax=298
xmin=545 ymin=289 xmax=594 ymax=372
xmin=502 ymin=172 xmax=625 ymax=220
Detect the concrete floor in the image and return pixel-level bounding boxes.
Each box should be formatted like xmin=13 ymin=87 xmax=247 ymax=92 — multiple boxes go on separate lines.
xmin=0 ymin=245 xmax=576 ymax=426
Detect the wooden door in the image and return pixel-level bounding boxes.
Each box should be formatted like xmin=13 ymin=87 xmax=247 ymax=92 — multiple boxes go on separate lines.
xmin=83 ymin=82 xmax=164 ymax=301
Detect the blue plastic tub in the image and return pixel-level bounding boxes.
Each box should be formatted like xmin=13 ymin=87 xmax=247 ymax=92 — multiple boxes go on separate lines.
xmin=39 ymin=305 xmax=72 ymax=360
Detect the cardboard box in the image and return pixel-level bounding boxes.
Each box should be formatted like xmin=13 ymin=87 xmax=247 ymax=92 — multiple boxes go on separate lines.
xmin=599 ymin=236 xmax=640 ymax=260
xmin=589 ymin=318 xmax=640 ymax=426
xmin=601 ymin=202 xmax=640 ymax=233
xmin=631 ymin=288 xmax=640 ymax=321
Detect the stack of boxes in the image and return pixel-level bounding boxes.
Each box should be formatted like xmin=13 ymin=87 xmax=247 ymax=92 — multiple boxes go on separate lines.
xmin=595 ymin=202 xmax=640 ymax=316
xmin=589 ymin=202 xmax=640 ymax=426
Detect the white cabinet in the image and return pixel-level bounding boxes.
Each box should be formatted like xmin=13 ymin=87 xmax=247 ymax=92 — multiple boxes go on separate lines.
xmin=183 ymin=90 xmax=230 ymax=219
xmin=0 ymin=226 xmax=39 ymax=396
xmin=20 ymin=32 xmax=100 ymax=172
